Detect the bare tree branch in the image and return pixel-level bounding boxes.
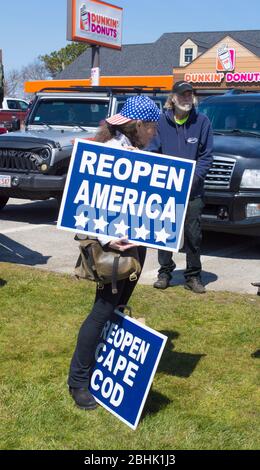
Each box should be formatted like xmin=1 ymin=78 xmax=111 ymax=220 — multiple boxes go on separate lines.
xmin=4 ymin=60 xmax=49 ymax=99
xmin=4 ymin=69 xmax=22 ymax=97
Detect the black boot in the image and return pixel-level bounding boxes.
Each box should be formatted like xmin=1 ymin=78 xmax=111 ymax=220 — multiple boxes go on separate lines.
xmin=153 ymin=275 xmax=170 ymax=289
xmin=251 ymin=282 xmax=260 ymax=295
xmin=184 ymin=277 xmax=206 ymax=294
xmin=69 ymin=387 xmax=97 ymax=410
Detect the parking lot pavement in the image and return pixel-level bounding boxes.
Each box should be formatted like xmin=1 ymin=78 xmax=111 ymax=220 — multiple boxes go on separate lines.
xmin=0 ymin=199 xmax=260 ymax=295
xmin=139 ymin=237 xmax=260 ymax=294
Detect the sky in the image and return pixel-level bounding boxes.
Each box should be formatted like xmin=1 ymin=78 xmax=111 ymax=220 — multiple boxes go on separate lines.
xmin=1 ymin=0 xmax=260 ymax=72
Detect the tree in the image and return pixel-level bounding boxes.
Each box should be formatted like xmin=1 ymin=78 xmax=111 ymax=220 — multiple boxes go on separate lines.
xmin=3 ymin=42 xmax=88 ymax=100
xmin=4 ymin=68 xmax=22 ymax=97
xmin=4 ymin=60 xmax=49 ymax=99
xmin=21 ymin=59 xmax=49 ymax=82
xmin=39 ymin=43 xmax=88 ymax=77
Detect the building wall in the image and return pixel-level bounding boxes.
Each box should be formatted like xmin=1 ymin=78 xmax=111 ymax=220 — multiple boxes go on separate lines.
xmin=173 ymin=36 xmax=260 ymax=90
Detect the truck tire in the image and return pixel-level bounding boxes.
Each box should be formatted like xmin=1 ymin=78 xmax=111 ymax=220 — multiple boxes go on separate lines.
xmin=0 ymin=196 xmax=9 ymax=210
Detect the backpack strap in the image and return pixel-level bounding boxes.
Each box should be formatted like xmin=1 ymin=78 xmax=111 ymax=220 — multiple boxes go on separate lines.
xmin=112 ymin=254 xmax=120 ymax=294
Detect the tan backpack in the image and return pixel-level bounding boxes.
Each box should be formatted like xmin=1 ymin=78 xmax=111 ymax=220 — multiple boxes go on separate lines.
xmin=74 ymin=237 xmax=142 ymax=294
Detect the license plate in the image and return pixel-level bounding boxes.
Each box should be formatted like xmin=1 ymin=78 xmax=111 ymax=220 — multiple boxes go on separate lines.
xmin=0 ymin=175 xmax=11 ymax=187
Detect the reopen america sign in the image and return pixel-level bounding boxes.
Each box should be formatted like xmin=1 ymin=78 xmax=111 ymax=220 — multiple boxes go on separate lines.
xmin=57 ymin=140 xmax=195 ymax=252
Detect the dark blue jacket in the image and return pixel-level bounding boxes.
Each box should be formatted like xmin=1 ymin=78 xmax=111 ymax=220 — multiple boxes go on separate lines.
xmin=147 ymin=107 xmax=213 ymax=199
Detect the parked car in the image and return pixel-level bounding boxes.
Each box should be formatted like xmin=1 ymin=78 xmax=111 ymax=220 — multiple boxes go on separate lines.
xmin=0 ymin=97 xmax=29 ymax=111
xmin=198 ymin=91 xmax=260 ymax=236
xmin=0 ymin=97 xmax=29 ymax=132
xmin=0 ymin=86 xmax=167 ymax=210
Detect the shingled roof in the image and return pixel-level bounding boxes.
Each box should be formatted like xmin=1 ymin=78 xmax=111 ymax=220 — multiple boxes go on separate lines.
xmin=56 ymin=30 xmax=260 ymax=79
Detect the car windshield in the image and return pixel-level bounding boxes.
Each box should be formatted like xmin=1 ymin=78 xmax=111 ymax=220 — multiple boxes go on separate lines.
xmin=198 ymin=100 xmax=260 ymax=134
xmin=29 ymin=99 xmax=110 ymax=127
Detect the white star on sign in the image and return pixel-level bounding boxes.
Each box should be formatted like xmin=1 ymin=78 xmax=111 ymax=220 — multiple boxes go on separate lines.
xmin=93 ymin=216 xmax=109 ymax=232
xmin=134 ymin=224 xmax=150 ymax=241
xmin=114 ymin=219 xmax=130 ymax=237
xmin=155 ymin=227 xmax=171 ymax=244
xmin=74 ymin=212 xmax=89 ymax=228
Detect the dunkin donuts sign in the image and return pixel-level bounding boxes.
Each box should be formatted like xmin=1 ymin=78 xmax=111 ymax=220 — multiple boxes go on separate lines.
xmin=67 ymin=0 xmax=122 ymax=49
xmin=184 ymin=43 xmax=260 ymax=85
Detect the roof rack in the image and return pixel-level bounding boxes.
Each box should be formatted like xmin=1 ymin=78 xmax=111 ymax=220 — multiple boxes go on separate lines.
xmin=38 ymin=85 xmax=169 ymax=95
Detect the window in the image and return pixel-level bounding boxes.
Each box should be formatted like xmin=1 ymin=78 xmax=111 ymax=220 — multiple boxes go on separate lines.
xmin=7 ymin=99 xmax=20 ymax=110
xmin=18 ymin=100 xmax=29 ymax=110
xmin=198 ymin=100 xmax=260 ymax=133
xmin=6 ymin=99 xmax=28 ymax=110
xmin=29 ymin=99 xmax=110 ymax=127
xmin=184 ymin=48 xmax=193 ymax=63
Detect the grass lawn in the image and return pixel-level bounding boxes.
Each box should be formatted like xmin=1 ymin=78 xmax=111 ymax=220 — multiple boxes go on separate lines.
xmin=0 ymin=263 xmax=259 ymax=450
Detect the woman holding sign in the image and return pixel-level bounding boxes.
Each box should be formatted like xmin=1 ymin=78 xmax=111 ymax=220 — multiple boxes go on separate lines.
xmin=68 ymin=96 xmax=160 ymax=410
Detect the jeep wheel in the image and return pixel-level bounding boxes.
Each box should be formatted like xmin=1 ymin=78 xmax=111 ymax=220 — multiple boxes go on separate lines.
xmin=0 ymin=196 xmax=9 ymax=210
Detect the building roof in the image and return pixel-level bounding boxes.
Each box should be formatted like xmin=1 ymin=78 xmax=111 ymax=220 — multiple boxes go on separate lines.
xmin=57 ymin=30 xmax=260 ymax=79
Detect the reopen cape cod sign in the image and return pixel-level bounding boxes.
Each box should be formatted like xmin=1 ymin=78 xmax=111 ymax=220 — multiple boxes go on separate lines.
xmin=89 ymin=309 xmax=167 ymax=430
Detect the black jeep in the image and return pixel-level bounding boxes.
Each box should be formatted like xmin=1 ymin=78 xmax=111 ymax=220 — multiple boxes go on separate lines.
xmin=199 ymin=91 xmax=260 ymax=236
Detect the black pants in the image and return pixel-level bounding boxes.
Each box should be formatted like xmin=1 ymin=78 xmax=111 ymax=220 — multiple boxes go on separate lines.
xmin=68 ymin=246 xmax=146 ymax=389
xmin=158 ymin=197 xmax=204 ymax=280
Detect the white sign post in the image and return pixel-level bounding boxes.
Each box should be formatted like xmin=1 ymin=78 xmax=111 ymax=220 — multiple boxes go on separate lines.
xmin=91 ymin=66 xmax=100 ymax=86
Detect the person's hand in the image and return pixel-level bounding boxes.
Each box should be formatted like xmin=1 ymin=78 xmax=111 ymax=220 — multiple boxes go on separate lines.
xmin=125 ymin=145 xmax=138 ymax=151
xmin=108 ymin=238 xmax=138 ymax=251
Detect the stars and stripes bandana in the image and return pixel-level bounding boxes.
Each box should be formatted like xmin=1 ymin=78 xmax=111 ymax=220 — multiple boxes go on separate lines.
xmin=106 ymin=95 xmax=160 ymax=125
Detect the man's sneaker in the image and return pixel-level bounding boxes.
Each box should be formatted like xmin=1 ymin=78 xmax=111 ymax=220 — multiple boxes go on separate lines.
xmin=184 ymin=277 xmax=206 ymax=294
xmin=69 ymin=387 xmax=97 ymax=410
xmin=153 ymin=276 xmax=170 ymax=289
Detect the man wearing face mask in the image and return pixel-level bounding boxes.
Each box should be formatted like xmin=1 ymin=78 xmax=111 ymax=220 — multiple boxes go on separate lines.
xmin=147 ymin=81 xmax=213 ymax=293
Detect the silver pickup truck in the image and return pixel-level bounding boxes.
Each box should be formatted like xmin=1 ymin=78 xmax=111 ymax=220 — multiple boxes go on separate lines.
xmin=0 ymin=86 xmax=167 ymax=210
